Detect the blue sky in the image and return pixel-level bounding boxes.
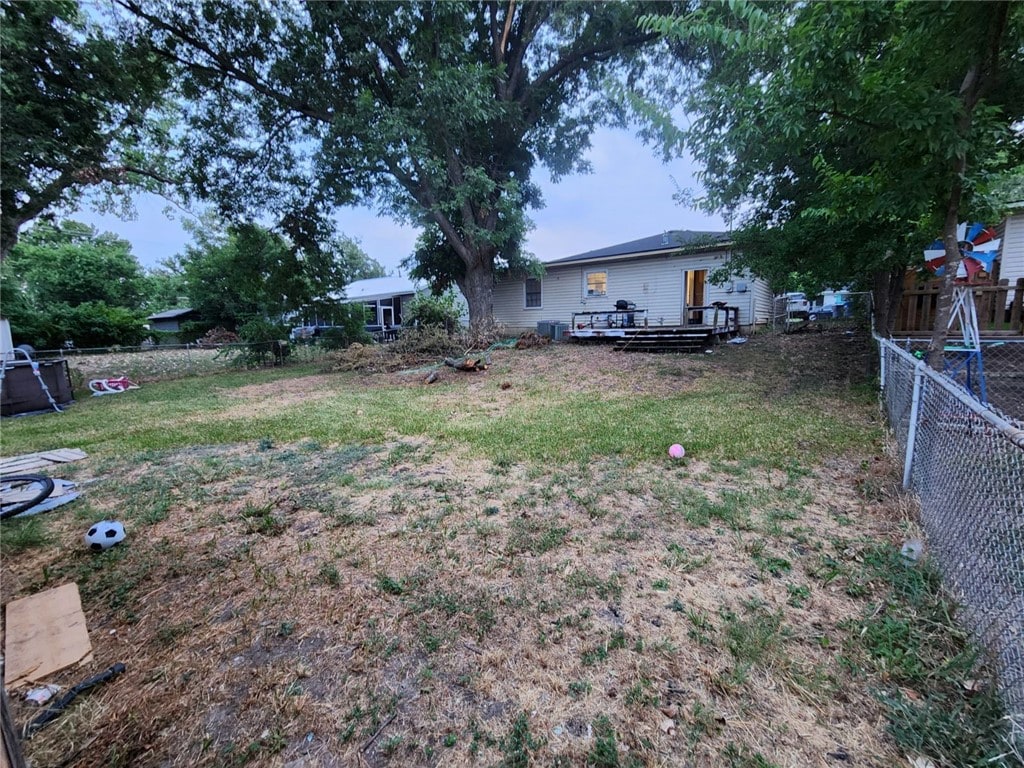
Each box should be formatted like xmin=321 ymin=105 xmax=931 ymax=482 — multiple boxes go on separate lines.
xmin=77 ymin=126 xmax=728 ymax=274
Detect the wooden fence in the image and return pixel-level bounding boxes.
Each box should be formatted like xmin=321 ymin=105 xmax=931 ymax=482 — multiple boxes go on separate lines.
xmin=896 ymin=278 xmax=1024 ymax=335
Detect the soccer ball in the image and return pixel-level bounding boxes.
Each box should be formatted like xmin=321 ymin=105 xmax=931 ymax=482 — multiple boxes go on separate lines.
xmin=85 ymin=520 xmax=126 ymax=551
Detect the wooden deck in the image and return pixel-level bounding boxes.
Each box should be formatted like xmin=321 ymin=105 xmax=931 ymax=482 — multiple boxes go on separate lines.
xmin=567 ymin=304 xmax=741 ymax=353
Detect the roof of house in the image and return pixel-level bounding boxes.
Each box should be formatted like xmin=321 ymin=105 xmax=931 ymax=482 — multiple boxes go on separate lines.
xmin=339 ymin=276 xmax=422 ymax=303
xmin=545 ymin=230 xmax=732 ymax=266
xmin=147 ymin=308 xmax=196 ymax=321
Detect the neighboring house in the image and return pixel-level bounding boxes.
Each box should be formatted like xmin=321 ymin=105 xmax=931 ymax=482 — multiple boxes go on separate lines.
xmin=493 ymin=230 xmax=773 ymax=333
xmin=146 ymin=308 xmax=198 ymax=344
xmin=1000 ymin=202 xmax=1024 ymax=304
xmin=337 ymin=276 xmax=470 ymax=328
xmin=338 ymin=276 xmax=422 ymax=328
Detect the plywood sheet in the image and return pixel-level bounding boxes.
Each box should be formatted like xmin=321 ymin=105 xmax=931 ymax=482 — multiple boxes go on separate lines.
xmin=4 ymin=583 xmax=92 ymax=687
xmin=0 ymin=448 xmax=87 ymax=477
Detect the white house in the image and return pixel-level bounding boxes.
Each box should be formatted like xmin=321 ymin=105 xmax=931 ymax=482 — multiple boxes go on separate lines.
xmin=338 ymin=276 xmax=470 ymax=330
xmin=339 ymin=276 xmax=423 ymax=329
xmin=1000 ymin=202 xmax=1024 ymax=305
xmin=493 ymin=230 xmax=773 ymax=334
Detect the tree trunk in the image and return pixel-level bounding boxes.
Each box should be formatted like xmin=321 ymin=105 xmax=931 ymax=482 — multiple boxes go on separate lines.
xmin=926 ymin=172 xmax=966 ymax=370
xmin=924 ymin=0 xmax=1009 ymax=369
xmin=871 ymin=262 xmax=905 ymax=337
xmin=457 ymin=250 xmax=496 ymax=332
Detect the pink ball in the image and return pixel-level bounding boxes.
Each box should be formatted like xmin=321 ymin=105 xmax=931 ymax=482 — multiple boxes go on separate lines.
xmin=668 ymin=444 xmax=685 ymax=459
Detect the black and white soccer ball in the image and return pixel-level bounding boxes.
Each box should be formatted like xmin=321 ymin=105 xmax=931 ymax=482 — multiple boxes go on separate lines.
xmin=85 ymin=520 xmax=126 ymax=551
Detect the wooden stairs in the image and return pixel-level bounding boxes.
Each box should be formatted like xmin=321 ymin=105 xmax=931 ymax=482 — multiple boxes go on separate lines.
xmin=611 ymin=327 xmax=717 ymax=353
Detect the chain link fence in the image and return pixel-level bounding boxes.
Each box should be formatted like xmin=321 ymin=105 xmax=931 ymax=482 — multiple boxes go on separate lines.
xmin=890 ymin=337 xmax=1024 ymax=424
xmin=877 ymin=335 xmax=1024 ymax=740
xmin=771 ymin=291 xmax=874 ymax=332
xmin=25 ymin=341 xmax=332 ymax=386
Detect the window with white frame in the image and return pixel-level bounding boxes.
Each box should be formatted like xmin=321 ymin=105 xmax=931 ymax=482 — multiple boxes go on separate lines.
xmin=524 ymin=278 xmax=542 ymax=308
xmin=585 ymin=270 xmax=607 ymax=297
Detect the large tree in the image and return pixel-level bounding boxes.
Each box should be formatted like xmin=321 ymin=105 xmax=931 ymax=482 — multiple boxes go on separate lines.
xmin=643 ymin=1 xmax=1024 ymax=352
xmin=0 ymin=220 xmax=149 ymax=346
xmin=0 ymin=0 xmax=173 ymax=260
xmin=114 ymin=0 xmax=683 ymax=328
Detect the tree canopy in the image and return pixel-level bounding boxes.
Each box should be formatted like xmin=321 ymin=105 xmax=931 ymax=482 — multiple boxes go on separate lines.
xmin=0 ymin=220 xmax=149 ymax=347
xmin=0 ymin=0 xmax=174 ymax=260
xmin=643 ymin=1 xmax=1024 ymax=343
xmin=114 ymin=0 xmax=685 ymax=327
xmin=173 ymin=220 xmax=383 ymax=332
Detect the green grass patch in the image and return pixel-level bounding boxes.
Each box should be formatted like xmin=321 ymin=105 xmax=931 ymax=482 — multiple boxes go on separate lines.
xmin=0 ymin=516 xmax=50 ymax=555
xmin=840 ymin=541 xmax=1014 ymax=766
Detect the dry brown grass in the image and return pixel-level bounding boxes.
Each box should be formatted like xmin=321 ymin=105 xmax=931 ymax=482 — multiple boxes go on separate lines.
xmin=2 ymin=329 xmax=916 ymax=768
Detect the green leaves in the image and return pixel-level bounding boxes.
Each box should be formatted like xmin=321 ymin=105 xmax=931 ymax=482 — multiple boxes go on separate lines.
xmin=120 ymin=1 xmax=682 ymax=325
xmin=0 ymin=0 xmax=174 ymax=257
xmin=642 ymin=0 xmax=1024 ymax=302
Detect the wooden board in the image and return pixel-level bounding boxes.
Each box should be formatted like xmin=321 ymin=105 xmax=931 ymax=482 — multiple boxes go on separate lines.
xmin=4 ymin=583 xmax=93 ymax=687
xmin=0 ymin=449 xmax=87 ymax=477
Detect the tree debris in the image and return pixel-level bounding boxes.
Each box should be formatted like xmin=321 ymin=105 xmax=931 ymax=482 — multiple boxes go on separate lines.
xmin=443 ymin=354 xmax=490 ymax=372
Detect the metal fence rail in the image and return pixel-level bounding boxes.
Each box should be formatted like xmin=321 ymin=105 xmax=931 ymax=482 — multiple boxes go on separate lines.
xmin=877 ymin=335 xmax=1024 ymax=739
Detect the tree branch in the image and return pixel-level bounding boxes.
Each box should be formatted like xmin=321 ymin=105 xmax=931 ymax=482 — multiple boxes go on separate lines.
xmin=530 ymin=29 xmax=658 ymax=97
xmin=116 ymin=0 xmax=333 ymax=124
xmin=499 ymin=0 xmax=516 ymax=57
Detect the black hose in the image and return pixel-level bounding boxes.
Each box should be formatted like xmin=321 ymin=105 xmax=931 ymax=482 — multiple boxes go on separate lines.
xmin=0 ymin=475 xmax=55 ymax=520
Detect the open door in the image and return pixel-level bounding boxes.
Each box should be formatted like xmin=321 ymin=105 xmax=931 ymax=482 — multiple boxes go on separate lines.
xmin=682 ymin=269 xmax=707 ymax=325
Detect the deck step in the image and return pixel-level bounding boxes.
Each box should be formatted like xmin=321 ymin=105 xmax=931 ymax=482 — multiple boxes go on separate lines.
xmin=612 ymin=335 xmax=711 ymax=353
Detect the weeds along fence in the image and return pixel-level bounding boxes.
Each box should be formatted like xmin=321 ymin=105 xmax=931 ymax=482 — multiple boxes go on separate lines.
xmin=31 ymin=342 xmax=331 ymax=385
xmin=877 ymin=335 xmax=1024 ymax=736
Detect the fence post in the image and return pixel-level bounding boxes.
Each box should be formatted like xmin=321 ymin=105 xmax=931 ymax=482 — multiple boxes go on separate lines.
xmin=903 ymin=362 xmax=926 ymax=489
xmin=879 ymin=342 xmax=886 ymax=392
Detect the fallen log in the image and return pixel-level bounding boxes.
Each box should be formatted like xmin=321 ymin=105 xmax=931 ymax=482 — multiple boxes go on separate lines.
xmin=443 ymin=355 xmax=490 ymax=372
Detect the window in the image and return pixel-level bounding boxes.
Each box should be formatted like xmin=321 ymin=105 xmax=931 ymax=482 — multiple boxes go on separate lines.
xmin=525 ymin=278 xmax=542 ymax=308
xmin=585 ymin=270 xmax=607 ymax=297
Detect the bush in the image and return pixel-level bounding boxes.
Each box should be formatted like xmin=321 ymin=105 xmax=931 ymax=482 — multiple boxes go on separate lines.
xmin=318 ymin=304 xmax=371 ymax=350
xmin=53 ymin=301 xmax=147 ymax=348
xmin=234 ymin=318 xmax=289 ymax=366
xmin=238 ymin=318 xmax=286 ymax=344
xmin=403 ymin=291 xmax=462 ymax=333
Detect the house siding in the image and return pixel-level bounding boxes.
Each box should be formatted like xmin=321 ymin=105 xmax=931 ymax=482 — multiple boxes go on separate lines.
xmin=1002 ymin=210 xmax=1024 ymax=303
xmin=494 ymin=249 xmax=771 ymax=332
xmin=749 ymin=278 xmax=775 ymax=326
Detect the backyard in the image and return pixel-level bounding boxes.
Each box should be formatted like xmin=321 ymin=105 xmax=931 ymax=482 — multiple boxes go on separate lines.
xmin=0 ymin=329 xmax=1011 ymax=767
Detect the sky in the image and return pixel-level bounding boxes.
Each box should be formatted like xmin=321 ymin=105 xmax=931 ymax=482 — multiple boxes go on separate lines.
xmin=76 ymin=126 xmax=728 ymax=274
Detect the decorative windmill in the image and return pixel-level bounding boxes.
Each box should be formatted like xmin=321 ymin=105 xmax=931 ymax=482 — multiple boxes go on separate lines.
xmin=922 ymin=223 xmax=1001 ymax=404
xmin=923 ymin=222 xmax=1001 ymax=284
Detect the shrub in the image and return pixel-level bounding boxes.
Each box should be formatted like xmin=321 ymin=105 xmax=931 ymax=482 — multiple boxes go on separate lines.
xmin=403 ymin=291 xmax=462 ymax=333
xmin=318 ymin=304 xmax=371 ymax=350
xmin=54 ymin=301 xmax=147 ymax=348
xmin=234 ymin=318 xmax=290 ymax=366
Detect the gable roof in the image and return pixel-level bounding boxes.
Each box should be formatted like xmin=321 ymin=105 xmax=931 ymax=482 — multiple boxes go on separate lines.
xmin=147 ymin=308 xmax=195 ymax=321
xmin=545 ymin=230 xmax=732 ymax=266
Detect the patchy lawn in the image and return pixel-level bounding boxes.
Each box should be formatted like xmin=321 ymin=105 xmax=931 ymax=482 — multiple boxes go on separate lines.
xmin=1 ymin=330 xmax=1001 ymax=767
